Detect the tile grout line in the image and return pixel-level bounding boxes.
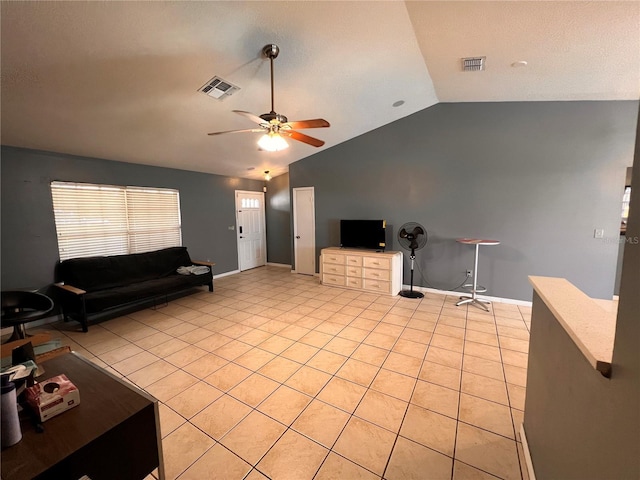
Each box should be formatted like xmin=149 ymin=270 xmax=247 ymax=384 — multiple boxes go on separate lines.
xmin=448 ymin=299 xmax=469 ymax=480
xmin=457 ymin=303 xmax=523 ymax=479
xmin=238 ymin=291 xmax=394 ymax=480
xmin=495 ymin=309 xmax=527 ymax=480
xmin=380 ymin=296 xmax=448 ymax=480
xmin=44 ymin=268 xmax=529 ymax=479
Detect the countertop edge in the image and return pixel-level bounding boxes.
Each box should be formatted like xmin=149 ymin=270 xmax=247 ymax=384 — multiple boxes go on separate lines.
xmin=528 ymin=276 xmax=616 ymax=378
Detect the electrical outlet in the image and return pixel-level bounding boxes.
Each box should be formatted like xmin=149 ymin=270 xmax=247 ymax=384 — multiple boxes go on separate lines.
xmin=466 ymin=270 xmax=473 ymax=276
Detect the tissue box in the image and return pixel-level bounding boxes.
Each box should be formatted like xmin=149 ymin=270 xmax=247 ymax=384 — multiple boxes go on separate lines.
xmin=25 ymin=374 xmax=80 ymax=422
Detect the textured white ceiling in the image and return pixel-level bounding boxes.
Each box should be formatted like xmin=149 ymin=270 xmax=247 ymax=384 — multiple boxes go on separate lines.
xmin=408 ymin=1 xmax=640 ymax=102
xmin=1 ymin=1 xmax=638 ymax=179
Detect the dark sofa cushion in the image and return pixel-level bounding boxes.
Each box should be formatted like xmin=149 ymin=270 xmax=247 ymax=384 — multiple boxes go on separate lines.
xmin=59 ymin=247 xmax=193 ymax=292
xmin=83 ymin=274 xmax=208 ymax=312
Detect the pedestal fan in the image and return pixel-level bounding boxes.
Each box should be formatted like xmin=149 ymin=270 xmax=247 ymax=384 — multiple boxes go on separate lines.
xmin=397 ymin=222 xmax=428 ymax=298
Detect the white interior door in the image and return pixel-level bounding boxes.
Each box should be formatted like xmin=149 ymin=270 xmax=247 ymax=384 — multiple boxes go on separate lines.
xmin=293 ymin=187 xmax=316 ymax=275
xmin=236 ymin=190 xmax=266 ymax=271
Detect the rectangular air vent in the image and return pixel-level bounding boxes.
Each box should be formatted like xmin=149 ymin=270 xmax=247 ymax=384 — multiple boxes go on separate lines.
xmin=462 ymin=57 xmax=486 ymax=72
xmin=199 ymin=76 xmax=240 ymax=100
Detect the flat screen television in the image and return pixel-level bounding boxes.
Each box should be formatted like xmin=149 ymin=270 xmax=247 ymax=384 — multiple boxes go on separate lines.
xmin=340 ymin=220 xmax=386 ymax=251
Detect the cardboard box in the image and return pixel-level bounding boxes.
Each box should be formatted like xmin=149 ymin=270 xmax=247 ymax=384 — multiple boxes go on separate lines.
xmin=25 ymin=374 xmax=80 ymax=422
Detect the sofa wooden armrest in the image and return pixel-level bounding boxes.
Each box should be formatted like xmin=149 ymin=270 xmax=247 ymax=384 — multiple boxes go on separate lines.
xmin=54 ymin=282 xmax=87 ymax=295
xmin=193 ymin=260 xmax=216 ymax=268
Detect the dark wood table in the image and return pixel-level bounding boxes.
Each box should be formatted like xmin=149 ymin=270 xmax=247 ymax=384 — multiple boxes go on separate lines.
xmin=1 ymin=352 xmax=164 ymax=480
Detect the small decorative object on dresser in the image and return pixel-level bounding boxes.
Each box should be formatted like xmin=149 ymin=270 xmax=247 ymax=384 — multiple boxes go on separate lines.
xmin=320 ymin=247 xmax=403 ymax=295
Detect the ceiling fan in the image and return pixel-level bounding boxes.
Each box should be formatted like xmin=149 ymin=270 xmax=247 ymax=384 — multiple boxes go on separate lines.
xmin=207 ymin=44 xmax=330 ymax=151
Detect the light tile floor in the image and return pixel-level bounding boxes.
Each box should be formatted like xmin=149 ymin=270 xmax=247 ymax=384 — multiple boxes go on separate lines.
xmin=35 ymin=266 xmax=532 ymax=480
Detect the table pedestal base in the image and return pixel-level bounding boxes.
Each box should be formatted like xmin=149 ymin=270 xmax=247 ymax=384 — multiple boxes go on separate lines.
xmin=6 ymin=324 xmax=31 ymax=343
xmin=456 ymin=295 xmax=491 ymax=312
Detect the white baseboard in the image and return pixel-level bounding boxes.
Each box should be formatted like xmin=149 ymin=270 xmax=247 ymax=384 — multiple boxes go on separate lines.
xmin=266 ymin=262 xmax=291 ymax=268
xmin=290 ymin=269 xmax=320 ymax=277
xmin=402 ymin=284 xmax=533 ymax=307
xmin=213 ymin=270 xmax=240 ymax=279
xmin=520 ymin=424 xmax=537 ymax=480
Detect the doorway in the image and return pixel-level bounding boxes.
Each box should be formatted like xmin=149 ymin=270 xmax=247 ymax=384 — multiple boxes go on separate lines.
xmin=293 ymin=187 xmax=316 ymax=275
xmin=235 ymin=190 xmax=266 ymax=271
xmin=614 ymin=167 xmax=633 ymax=295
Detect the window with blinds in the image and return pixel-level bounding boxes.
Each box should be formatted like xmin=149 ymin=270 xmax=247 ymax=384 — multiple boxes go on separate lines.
xmin=51 ymin=181 xmax=182 ymax=261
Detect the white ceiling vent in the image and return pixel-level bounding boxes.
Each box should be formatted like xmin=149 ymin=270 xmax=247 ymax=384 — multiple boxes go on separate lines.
xmin=199 ymin=76 xmax=240 ymax=100
xmin=462 ymin=57 xmax=486 ymax=72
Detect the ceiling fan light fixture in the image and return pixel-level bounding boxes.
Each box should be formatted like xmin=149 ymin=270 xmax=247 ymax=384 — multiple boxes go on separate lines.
xmin=207 ymin=44 xmax=329 ymax=148
xmin=258 ymin=132 xmax=289 ymax=152
xmin=264 ymin=170 xmax=272 ymax=181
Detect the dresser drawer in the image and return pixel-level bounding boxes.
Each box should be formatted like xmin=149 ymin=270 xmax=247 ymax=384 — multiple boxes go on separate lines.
xmin=363 ymin=268 xmax=391 ymax=281
xmin=320 ymin=248 xmax=402 ymax=296
xmin=323 ymin=253 xmax=345 ymax=265
xmin=363 ymin=256 xmax=391 ymax=270
xmin=363 ymin=278 xmax=391 ymax=293
xmin=346 ymin=266 xmax=362 ymax=277
xmin=323 ymin=264 xmax=346 ymax=275
xmin=323 ymin=274 xmax=346 ymax=286
xmin=346 ymin=255 xmax=363 ymax=267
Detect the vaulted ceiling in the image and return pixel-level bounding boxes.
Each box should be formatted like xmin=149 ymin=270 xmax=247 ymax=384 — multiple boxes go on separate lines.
xmin=1 ymin=1 xmax=638 ymax=179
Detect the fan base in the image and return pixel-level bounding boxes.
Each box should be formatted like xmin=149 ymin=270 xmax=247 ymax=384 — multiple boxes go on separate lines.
xmin=399 ymin=290 xmax=424 ymax=299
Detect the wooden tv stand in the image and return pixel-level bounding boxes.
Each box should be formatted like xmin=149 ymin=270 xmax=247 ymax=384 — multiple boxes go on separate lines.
xmin=1 ymin=352 xmax=164 ymax=480
xmin=320 ymin=247 xmax=403 ymax=295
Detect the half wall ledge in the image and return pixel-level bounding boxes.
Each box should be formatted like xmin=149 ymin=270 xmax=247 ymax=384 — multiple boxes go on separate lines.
xmin=528 ymin=276 xmax=617 ymax=378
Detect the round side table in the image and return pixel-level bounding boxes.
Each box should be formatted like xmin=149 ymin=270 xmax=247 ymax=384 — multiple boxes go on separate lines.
xmin=1 ymin=291 xmax=54 ymax=343
xmin=455 ymin=238 xmax=500 ymax=312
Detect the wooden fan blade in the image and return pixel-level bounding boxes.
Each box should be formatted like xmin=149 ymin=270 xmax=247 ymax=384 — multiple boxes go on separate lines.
xmin=207 ymin=128 xmax=264 ymax=136
xmin=233 ymin=110 xmax=267 ymax=125
xmin=283 ymin=119 xmax=330 ymax=129
xmin=281 ymin=130 xmax=325 ymax=147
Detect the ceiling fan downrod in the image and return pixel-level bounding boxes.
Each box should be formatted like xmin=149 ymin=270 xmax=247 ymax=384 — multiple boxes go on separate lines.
xmin=207 ymin=43 xmax=329 ymax=149
xmin=262 ymin=44 xmax=280 ymax=115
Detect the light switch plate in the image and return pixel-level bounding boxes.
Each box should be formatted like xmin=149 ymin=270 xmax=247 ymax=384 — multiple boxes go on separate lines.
xmin=594 ymin=228 xmax=605 ymax=239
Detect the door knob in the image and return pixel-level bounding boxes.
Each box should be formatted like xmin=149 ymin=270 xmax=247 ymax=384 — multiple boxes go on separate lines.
xmin=296 ymin=236 xmax=301 ymax=239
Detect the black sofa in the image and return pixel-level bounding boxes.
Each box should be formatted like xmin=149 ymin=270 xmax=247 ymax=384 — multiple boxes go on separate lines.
xmin=54 ymin=247 xmax=214 ymax=332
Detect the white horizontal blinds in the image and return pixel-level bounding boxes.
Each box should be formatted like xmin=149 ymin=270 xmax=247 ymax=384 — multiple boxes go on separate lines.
xmin=126 ymin=187 xmax=182 ymax=254
xmin=51 ymin=182 xmax=129 ymax=261
xmin=51 ymin=181 xmax=182 ymax=261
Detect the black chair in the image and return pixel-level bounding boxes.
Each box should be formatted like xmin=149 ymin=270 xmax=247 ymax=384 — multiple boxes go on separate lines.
xmin=1 ymin=291 xmax=54 ymax=343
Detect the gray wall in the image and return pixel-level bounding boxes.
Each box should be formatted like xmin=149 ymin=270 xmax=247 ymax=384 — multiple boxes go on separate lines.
xmin=265 ymin=172 xmax=292 ymax=266
xmin=523 ymin=108 xmax=639 ymax=479
xmin=0 ymin=146 xmax=263 ymax=290
xmin=289 ymin=101 xmax=638 ymax=301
